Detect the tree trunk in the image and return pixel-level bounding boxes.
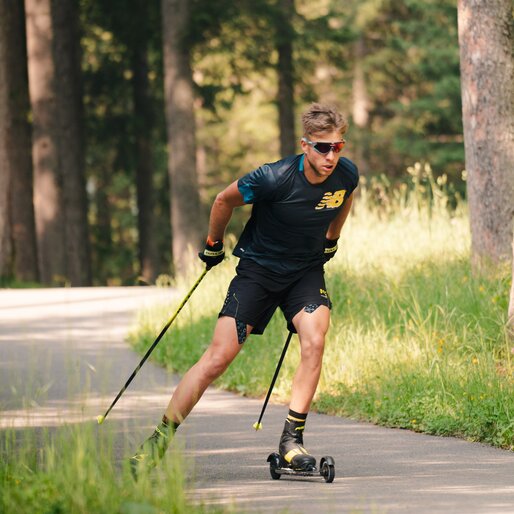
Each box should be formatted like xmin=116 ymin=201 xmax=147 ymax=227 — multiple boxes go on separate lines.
xmin=457 ymin=0 xmax=514 ymax=269
xmin=352 ymin=36 xmax=370 ymax=176
xmin=161 ymin=0 xmax=203 ymax=275
xmin=132 ymin=46 xmax=160 ymax=283
xmin=0 ymin=0 xmax=38 ymax=282
xmin=509 ymin=235 xmax=514 ymax=336
xmin=25 ymin=0 xmax=66 ymax=284
xmin=51 ymin=0 xmax=91 ymax=286
xmin=276 ymin=0 xmax=296 ymax=157
xmin=0 ymin=0 xmax=13 ymax=277
xmin=93 ymin=164 xmax=112 ymax=284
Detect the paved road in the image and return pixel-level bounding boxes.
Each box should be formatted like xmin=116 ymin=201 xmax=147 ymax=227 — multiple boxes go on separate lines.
xmin=1 ymin=287 xmax=514 ymax=513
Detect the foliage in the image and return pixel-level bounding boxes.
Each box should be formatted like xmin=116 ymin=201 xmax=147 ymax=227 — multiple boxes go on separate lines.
xmin=129 ymin=177 xmax=513 ymax=450
xmin=0 ymin=424 xmax=222 ymax=514
xmin=75 ymin=0 xmax=465 ymax=283
xmin=81 ymin=0 xmax=170 ymax=285
xmin=0 ymin=278 xmax=42 ymax=289
xmin=328 ymin=0 xmax=464 ymax=178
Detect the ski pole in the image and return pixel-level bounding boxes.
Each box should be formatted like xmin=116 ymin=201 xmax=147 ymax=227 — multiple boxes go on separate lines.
xmin=97 ymin=267 xmax=210 ymax=424
xmin=253 ymin=330 xmax=293 ymax=430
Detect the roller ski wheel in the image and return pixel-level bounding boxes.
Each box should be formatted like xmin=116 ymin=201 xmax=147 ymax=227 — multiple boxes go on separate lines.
xmin=267 ymin=453 xmax=335 ymax=483
xmin=320 ymin=456 xmax=336 ymax=483
xmin=267 ymin=452 xmax=282 ymax=480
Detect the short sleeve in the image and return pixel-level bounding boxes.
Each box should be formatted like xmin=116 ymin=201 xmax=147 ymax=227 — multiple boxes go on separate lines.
xmin=349 ymin=162 xmax=359 ymax=192
xmin=339 ymin=157 xmax=359 ymax=194
xmin=237 ymin=164 xmax=277 ymax=204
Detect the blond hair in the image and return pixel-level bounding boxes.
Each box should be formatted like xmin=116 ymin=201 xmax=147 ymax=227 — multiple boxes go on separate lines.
xmin=302 ymin=103 xmax=348 ymax=137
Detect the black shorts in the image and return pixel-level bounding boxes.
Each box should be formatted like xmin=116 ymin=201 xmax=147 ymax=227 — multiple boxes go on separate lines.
xmin=219 ymin=258 xmax=332 ymax=335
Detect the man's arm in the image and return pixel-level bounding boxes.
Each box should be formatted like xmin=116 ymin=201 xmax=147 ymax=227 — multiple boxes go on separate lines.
xmin=326 ymin=192 xmax=354 ymax=239
xmin=207 ymin=180 xmax=246 ymax=242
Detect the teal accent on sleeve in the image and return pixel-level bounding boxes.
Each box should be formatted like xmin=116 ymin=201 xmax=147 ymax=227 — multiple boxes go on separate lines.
xmin=238 ymin=182 xmax=254 ymax=203
xmin=299 ymin=154 xmax=305 ymax=173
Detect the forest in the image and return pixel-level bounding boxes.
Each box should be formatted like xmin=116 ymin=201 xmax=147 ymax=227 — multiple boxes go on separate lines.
xmin=0 ymin=0 xmax=492 ymax=285
xmin=1 ymin=2 xmax=514 ymax=511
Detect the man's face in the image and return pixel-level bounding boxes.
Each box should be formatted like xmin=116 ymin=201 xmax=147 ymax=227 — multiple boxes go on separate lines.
xmin=300 ymin=129 xmax=345 ymax=180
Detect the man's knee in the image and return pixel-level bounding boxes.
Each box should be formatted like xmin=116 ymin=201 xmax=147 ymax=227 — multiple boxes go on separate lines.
xmin=202 ymin=348 xmax=232 ymax=380
xmin=300 ymin=333 xmax=325 ymax=362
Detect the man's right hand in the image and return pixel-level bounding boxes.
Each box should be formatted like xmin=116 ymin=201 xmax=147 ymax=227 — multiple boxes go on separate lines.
xmin=198 ymin=237 xmax=225 ymax=269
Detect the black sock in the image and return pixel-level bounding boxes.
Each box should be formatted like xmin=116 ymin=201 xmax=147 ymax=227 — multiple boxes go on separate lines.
xmin=155 ymin=414 xmax=180 ymax=436
xmin=286 ymin=409 xmax=308 ymax=423
xmin=161 ymin=415 xmax=179 ymax=432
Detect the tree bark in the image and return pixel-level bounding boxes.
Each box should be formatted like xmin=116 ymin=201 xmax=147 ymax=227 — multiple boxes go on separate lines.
xmin=352 ymin=36 xmax=370 ymax=176
xmin=25 ymin=0 xmax=66 ymax=284
xmin=509 ymin=235 xmax=514 ymax=336
xmin=0 ymin=0 xmax=38 ymax=282
xmin=0 ymin=0 xmax=13 ymax=277
xmin=457 ymin=0 xmax=514 ymax=269
xmin=276 ymin=0 xmax=296 ymax=157
xmin=132 ymin=45 xmax=160 ymax=283
xmin=161 ymin=0 xmax=203 ymax=275
xmin=92 ymin=164 xmax=112 ymax=284
xmin=51 ymin=0 xmax=91 ymax=286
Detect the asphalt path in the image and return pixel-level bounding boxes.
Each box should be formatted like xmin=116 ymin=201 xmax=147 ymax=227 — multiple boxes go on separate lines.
xmin=1 ymin=286 xmax=514 ymax=513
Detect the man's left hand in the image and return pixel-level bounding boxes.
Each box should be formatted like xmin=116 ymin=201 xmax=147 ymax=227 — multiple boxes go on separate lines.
xmin=323 ymin=237 xmax=339 ymax=263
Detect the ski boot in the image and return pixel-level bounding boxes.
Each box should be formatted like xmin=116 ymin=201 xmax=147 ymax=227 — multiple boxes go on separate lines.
xmin=266 ymin=411 xmax=335 ymax=482
xmin=278 ymin=412 xmax=316 ymax=471
xmin=130 ymin=418 xmax=176 ymax=479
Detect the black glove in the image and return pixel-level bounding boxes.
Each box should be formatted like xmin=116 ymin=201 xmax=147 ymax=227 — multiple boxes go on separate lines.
xmin=198 ymin=237 xmax=225 ymax=269
xmin=323 ymin=237 xmax=339 ymax=263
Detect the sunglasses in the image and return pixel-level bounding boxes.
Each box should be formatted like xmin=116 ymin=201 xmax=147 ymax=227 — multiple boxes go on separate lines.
xmin=302 ymin=137 xmax=346 ymax=155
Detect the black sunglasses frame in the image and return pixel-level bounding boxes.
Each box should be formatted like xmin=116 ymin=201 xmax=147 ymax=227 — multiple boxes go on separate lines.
xmin=302 ymin=137 xmax=346 ymax=155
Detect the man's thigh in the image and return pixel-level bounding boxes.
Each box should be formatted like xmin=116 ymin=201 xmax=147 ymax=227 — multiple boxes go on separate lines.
xmin=292 ymin=304 xmax=330 ymax=340
xmin=280 ymin=265 xmax=332 ymax=333
xmin=209 ymin=315 xmax=249 ymax=359
xmin=219 ymin=268 xmax=280 ymax=336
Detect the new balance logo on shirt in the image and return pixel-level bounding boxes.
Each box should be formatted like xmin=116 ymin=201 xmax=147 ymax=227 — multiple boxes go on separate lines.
xmin=315 ymin=190 xmax=346 ymax=210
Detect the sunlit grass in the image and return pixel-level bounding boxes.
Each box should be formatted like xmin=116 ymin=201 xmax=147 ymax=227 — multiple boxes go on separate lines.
xmin=0 ymin=422 xmax=221 ymax=514
xmin=130 ymin=186 xmax=514 ymax=450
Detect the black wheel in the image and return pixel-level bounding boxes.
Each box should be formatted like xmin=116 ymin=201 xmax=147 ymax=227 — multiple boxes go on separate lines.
xmin=267 ymin=452 xmax=281 ymax=480
xmin=320 ymin=457 xmax=335 ymax=483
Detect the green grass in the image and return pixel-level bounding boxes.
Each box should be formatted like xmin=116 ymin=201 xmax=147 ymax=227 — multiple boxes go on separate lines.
xmin=0 ymin=278 xmax=43 ymax=289
xmin=0 ymin=423 xmax=223 ymax=514
xmin=129 ymin=191 xmax=514 ymax=451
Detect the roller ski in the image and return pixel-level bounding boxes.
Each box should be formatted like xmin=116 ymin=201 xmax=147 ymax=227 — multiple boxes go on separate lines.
xmin=267 ymin=452 xmax=335 ymax=483
xmin=266 ymin=410 xmax=335 ymax=483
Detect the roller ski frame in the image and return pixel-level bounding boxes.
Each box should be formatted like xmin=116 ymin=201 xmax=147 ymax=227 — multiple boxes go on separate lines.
xmin=267 ymin=453 xmax=335 ymax=483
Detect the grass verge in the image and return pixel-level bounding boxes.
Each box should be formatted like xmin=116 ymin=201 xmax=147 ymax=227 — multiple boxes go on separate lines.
xmin=129 ymin=203 xmax=514 ymax=451
xmin=0 ymin=423 xmax=222 ymax=513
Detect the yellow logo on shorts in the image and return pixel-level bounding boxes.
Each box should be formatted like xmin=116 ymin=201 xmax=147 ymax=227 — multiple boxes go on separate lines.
xmin=315 ymin=190 xmax=346 ymax=210
xmin=320 ymin=288 xmax=328 ymax=299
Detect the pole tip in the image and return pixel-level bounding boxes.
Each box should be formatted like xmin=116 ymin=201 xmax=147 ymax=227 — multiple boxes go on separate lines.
xmin=253 ymin=422 xmax=263 ymax=431
xmin=96 ymin=415 xmax=105 ymax=425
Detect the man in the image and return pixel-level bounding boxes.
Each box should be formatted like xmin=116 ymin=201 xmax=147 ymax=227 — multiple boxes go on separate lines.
xmin=131 ymin=102 xmax=359 ymax=475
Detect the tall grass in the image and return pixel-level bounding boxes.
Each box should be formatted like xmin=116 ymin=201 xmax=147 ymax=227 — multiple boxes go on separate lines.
xmin=0 ymin=420 xmax=228 ymax=513
xmin=130 ymin=163 xmax=514 ymax=450
xmin=0 ymin=422 xmax=222 ymax=514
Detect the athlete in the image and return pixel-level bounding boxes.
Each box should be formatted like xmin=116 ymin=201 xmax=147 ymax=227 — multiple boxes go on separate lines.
xmin=131 ymin=102 xmax=359 ymax=476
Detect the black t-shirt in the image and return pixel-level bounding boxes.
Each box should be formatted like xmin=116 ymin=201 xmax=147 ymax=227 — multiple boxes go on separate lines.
xmin=234 ymin=154 xmax=359 ymax=274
